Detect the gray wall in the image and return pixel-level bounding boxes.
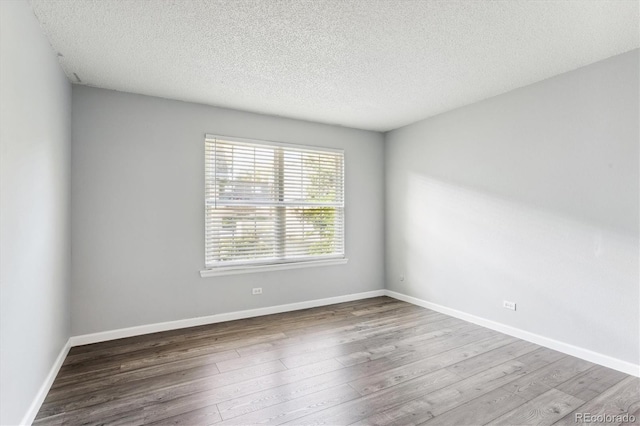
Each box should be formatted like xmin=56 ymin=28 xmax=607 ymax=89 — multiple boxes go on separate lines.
xmin=385 ymin=50 xmax=639 ymax=364
xmin=71 ymin=86 xmax=385 ymax=335
xmin=0 ymin=1 xmax=72 ymax=424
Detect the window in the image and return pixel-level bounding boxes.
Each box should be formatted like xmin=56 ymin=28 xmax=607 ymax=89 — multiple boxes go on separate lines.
xmin=202 ymin=135 xmax=345 ymax=274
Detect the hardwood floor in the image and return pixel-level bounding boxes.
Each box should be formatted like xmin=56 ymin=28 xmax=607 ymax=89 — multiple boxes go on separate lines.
xmin=34 ymin=297 xmax=639 ymax=425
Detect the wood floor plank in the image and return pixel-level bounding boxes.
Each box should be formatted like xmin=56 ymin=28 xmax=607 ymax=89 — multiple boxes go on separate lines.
xmin=217 ymin=336 xmax=483 ymax=422
xmin=421 ymin=387 xmax=527 ymax=425
xmin=217 ymin=312 xmax=455 ymax=373
xmin=216 ymin=364 xmax=377 ymax=420
xmin=63 ymin=326 xmax=279 ymax=367
xmin=43 ymin=356 xmax=221 ymax=404
xmin=65 ymin=297 xmax=394 ymax=358
xmin=350 ymin=301 xmax=423 ymax=316
xmin=58 ymin=337 xmax=248 ymax=378
xmin=278 ymin=317 xmax=469 ymax=370
xmin=553 ymin=376 xmax=640 ymax=426
xmin=127 ymin=360 xmax=341 ymax=422
xmin=500 ymin=355 xmax=595 ymax=401
xmin=626 ymin=405 xmax=640 ymax=425
xmin=217 ymin=383 xmax=361 ymax=425
xmin=64 ymin=404 xmax=147 ymax=426
xmin=351 ymin=347 xmax=570 ymax=426
xmin=145 ymin=404 xmax=222 ymax=426
xmin=513 ymin=346 xmax=567 ymax=372
xmin=349 ymin=359 xmax=531 ymax=426
xmin=337 ymin=325 xmax=502 ymax=369
xmin=486 ymin=388 xmax=584 ymax=425
xmin=285 ymin=368 xmax=462 ymax=425
xmin=555 ymin=364 xmax=629 ymax=402
xmin=347 ymin=333 xmax=515 ymax=396
xmin=234 ymin=305 xmax=429 ymax=357
xmin=444 ymin=339 xmax=539 ymax=379
xmin=46 ymin=349 xmax=224 ymax=400
xmin=33 ymin=298 xmax=638 ymax=426
xmin=283 ymin=305 xmax=430 ymax=338
xmin=37 ymin=359 xmax=287 ymax=420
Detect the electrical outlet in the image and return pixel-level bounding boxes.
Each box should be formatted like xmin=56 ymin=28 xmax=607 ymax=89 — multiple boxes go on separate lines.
xmin=400 ymin=275 xmax=405 ymax=282
xmin=503 ymin=300 xmax=516 ymax=311
xmin=252 ymin=287 xmax=262 ymax=295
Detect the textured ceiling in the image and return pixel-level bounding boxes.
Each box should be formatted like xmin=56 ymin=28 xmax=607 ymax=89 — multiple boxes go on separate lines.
xmin=29 ymin=0 xmax=639 ymax=132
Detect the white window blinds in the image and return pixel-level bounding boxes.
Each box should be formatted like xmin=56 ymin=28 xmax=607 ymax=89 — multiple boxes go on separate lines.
xmin=204 ymin=135 xmax=345 ymax=269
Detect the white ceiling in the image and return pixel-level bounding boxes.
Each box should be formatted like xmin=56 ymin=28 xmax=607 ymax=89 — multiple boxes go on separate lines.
xmin=29 ymin=0 xmax=639 ymax=132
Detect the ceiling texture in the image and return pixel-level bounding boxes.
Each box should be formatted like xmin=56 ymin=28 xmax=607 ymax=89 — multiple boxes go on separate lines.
xmin=29 ymin=0 xmax=639 ymax=132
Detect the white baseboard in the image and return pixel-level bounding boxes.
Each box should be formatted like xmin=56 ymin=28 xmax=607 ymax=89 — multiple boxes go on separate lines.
xmin=20 ymin=339 xmax=71 ymax=426
xmin=69 ymin=289 xmax=386 ymax=347
xmin=384 ymin=290 xmax=640 ymax=377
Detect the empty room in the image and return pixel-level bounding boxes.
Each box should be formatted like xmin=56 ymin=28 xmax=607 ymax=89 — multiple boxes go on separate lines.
xmin=1 ymin=0 xmax=639 ymax=425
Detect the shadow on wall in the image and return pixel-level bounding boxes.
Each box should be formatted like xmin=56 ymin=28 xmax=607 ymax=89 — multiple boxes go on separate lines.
xmin=400 ymin=173 xmax=639 ymax=363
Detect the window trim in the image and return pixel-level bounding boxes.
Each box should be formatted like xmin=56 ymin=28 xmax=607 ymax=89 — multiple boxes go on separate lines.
xmin=205 ymin=134 xmax=344 ymax=155
xmin=201 ymin=134 xmax=347 ymax=276
xmin=200 ymin=257 xmax=348 ymax=277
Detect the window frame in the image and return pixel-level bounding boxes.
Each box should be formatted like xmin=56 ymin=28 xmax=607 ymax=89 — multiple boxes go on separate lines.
xmin=200 ymin=134 xmax=347 ymax=277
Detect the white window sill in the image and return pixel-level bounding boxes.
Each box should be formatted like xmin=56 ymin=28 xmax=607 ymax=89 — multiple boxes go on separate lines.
xmin=200 ymin=258 xmax=348 ymax=277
